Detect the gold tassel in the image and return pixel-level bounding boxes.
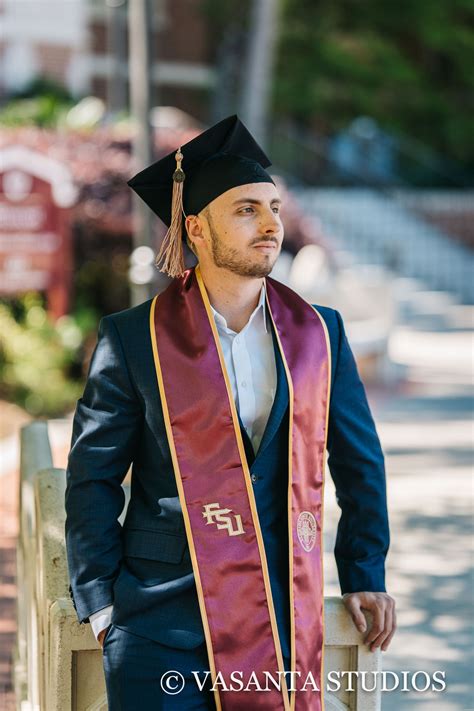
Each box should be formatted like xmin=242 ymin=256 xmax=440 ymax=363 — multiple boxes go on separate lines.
xmin=155 ymin=148 xmax=186 ymax=278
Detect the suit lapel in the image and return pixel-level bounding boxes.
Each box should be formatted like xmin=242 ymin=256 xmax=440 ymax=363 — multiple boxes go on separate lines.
xmin=254 ymin=324 xmax=289 ymax=458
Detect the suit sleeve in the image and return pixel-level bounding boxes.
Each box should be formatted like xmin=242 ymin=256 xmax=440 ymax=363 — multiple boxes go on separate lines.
xmin=326 ymin=309 xmax=390 ymax=594
xmin=65 ymin=315 xmax=143 ymax=623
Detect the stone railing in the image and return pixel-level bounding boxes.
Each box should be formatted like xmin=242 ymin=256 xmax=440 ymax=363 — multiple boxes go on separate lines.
xmin=14 ymin=421 xmax=53 ymax=711
xmin=15 ymin=421 xmax=381 ymax=710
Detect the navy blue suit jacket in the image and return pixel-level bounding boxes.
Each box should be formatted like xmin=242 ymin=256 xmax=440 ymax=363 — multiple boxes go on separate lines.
xmin=65 ymin=296 xmax=390 ymax=649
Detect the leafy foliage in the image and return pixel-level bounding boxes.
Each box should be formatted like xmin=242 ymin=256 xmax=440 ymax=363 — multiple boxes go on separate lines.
xmin=0 ymin=294 xmax=96 ymax=416
xmin=202 ymin=0 xmax=474 ymax=168
xmin=274 ymin=0 xmax=474 ymax=166
xmin=0 ymin=76 xmax=75 ymax=127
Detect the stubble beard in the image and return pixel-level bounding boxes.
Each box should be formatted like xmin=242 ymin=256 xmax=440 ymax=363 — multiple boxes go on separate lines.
xmin=208 ymin=222 xmax=278 ymax=278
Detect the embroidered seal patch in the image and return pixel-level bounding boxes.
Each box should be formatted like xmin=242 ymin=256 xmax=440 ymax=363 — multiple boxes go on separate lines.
xmin=297 ymin=511 xmax=317 ymax=552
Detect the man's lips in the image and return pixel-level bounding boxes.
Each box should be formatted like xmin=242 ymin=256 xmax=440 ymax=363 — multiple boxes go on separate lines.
xmin=252 ymin=242 xmax=277 ymax=249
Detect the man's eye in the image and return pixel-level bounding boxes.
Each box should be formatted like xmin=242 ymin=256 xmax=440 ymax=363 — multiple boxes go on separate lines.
xmin=239 ymin=207 xmax=254 ymax=213
xmin=272 ymin=207 xmax=280 ymax=213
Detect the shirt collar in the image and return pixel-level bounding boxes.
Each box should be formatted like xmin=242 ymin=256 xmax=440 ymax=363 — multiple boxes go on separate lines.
xmin=210 ymin=281 xmax=269 ymax=334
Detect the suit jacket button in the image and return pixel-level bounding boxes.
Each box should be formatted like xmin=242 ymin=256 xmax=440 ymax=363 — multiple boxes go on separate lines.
xmin=251 ymin=474 xmax=257 ymax=483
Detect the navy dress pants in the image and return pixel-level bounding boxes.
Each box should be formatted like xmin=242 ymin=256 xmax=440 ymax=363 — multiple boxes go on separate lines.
xmin=102 ymin=623 xmax=216 ymax=710
xmin=102 ymin=623 xmax=292 ymax=710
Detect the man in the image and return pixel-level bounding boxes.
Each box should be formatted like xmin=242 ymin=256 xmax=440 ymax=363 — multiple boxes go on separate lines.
xmin=65 ymin=115 xmax=395 ymax=710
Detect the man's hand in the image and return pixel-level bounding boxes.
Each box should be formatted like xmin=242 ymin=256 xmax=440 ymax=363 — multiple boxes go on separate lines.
xmin=97 ymin=625 xmax=111 ymax=649
xmin=342 ymin=592 xmax=396 ymax=652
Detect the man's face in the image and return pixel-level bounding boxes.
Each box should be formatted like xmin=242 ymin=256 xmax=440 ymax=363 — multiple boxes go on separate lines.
xmin=192 ymin=182 xmax=284 ymax=278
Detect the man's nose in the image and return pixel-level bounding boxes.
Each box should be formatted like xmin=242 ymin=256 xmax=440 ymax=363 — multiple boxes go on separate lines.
xmin=259 ymin=210 xmax=281 ymax=235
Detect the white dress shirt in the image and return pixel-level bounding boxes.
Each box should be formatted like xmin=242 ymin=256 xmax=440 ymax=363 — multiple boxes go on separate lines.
xmin=89 ymin=280 xmax=277 ymax=640
xmin=209 ymin=280 xmax=277 ymax=454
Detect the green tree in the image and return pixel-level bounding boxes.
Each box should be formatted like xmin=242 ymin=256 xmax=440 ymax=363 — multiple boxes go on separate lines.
xmin=202 ymin=0 xmax=474 ymax=171
xmin=274 ymin=0 xmax=474 ymax=168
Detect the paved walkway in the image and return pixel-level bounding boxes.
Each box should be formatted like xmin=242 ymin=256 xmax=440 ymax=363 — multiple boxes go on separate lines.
xmin=323 ymin=286 xmax=473 ymax=710
xmin=0 ymin=402 xmax=30 ymax=711
xmin=0 ymin=405 xmax=71 ymax=711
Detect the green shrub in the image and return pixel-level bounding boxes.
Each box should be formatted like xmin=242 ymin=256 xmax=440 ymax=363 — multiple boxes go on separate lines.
xmin=0 ymin=294 xmax=96 ymax=416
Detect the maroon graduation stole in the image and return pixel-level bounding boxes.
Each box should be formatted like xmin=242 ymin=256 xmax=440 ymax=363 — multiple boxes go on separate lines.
xmin=149 ymin=264 xmax=331 ymax=710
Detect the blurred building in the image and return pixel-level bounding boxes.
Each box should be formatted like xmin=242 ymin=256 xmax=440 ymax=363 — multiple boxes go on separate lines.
xmin=0 ymin=0 xmax=215 ymax=121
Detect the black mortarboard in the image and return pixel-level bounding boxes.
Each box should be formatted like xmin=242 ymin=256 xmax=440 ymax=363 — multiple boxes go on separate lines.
xmin=127 ymin=114 xmax=275 ymax=277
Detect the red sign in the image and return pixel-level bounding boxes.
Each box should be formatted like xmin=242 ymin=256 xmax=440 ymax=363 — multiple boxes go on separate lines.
xmin=0 ymin=149 xmax=77 ymax=319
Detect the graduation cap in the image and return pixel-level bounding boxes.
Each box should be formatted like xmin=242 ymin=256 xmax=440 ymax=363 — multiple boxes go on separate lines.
xmin=127 ymin=114 xmax=275 ymax=278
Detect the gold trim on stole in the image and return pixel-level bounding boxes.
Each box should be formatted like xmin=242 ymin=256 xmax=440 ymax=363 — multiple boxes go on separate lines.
xmin=265 ymin=294 xmax=332 ymax=711
xmin=195 ymin=264 xmax=291 ymax=710
xmin=309 ymin=304 xmax=332 ymax=711
xmin=149 ymin=295 xmax=223 ymax=711
xmin=264 ymin=297 xmax=297 ymax=705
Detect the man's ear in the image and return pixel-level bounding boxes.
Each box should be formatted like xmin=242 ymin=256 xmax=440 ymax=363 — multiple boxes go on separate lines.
xmin=186 ymin=214 xmax=209 ymax=256
xmin=184 ymin=215 xmax=203 ymax=256
xmin=186 ymin=214 xmax=203 ymax=239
